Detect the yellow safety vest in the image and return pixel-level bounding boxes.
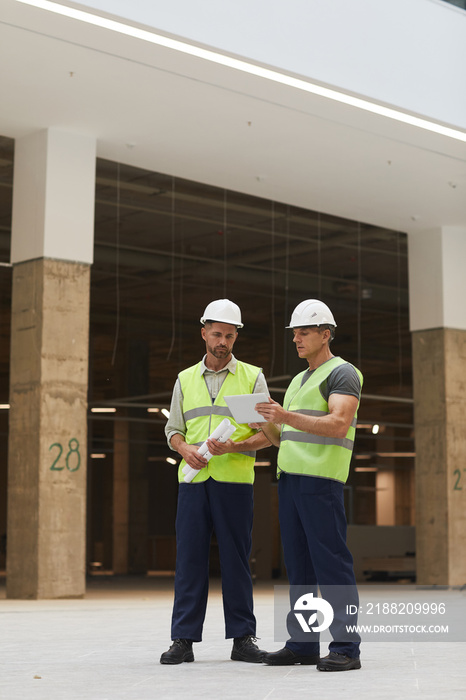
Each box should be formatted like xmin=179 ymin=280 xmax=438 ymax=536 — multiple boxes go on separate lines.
xmin=278 ymin=357 xmax=363 ymax=483
xmin=178 ymin=360 xmax=262 ymax=484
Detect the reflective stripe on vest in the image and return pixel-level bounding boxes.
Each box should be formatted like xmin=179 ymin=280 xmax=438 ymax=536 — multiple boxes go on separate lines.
xmin=183 ymin=405 xmax=231 ymax=421
xmin=277 ymin=356 xmax=363 ymax=483
xmin=178 ymin=360 xmax=262 ymax=484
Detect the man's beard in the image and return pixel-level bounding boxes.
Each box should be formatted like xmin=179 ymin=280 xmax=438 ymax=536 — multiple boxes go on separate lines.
xmin=207 ymin=344 xmax=230 ymax=359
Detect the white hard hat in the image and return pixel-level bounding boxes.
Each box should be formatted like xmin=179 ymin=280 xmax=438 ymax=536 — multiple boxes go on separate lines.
xmin=200 ymin=299 xmax=244 ymax=328
xmin=286 ymin=299 xmax=337 ymax=329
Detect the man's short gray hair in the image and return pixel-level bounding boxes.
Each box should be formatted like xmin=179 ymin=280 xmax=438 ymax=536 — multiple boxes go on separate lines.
xmin=319 ymin=324 xmax=336 ymax=344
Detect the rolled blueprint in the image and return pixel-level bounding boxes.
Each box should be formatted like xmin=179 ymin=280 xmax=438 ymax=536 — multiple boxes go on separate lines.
xmin=182 ymin=418 xmax=236 ymax=483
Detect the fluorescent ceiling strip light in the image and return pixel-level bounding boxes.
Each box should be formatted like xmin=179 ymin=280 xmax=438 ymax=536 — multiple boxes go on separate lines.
xmin=15 ymin=0 xmax=466 ymax=144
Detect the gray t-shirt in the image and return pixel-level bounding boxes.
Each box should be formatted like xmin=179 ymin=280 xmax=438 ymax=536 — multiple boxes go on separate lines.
xmin=301 ymin=360 xmax=361 ymax=402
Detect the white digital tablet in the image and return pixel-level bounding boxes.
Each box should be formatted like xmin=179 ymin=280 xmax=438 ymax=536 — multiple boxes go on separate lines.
xmin=224 ymin=393 xmax=269 ymax=424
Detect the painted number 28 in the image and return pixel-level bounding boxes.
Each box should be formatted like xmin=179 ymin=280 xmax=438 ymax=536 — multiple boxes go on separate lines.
xmin=49 ymin=439 xmax=81 ymax=472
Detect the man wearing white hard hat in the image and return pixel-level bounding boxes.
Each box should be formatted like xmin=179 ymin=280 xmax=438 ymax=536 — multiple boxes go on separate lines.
xmin=256 ymin=299 xmax=363 ymax=672
xmin=161 ymin=299 xmax=270 ymax=665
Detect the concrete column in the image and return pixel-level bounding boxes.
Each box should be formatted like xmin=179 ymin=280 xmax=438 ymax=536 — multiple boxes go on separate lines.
xmin=128 ymin=339 xmax=149 ymax=574
xmin=394 ymin=468 xmax=415 ymax=527
xmin=412 ymin=328 xmax=466 ymax=585
xmin=113 ymin=418 xmax=129 ymax=574
xmin=408 ymin=227 xmax=466 ymax=585
xmin=375 ymin=428 xmax=396 ymax=526
xmin=7 ymin=129 xmax=95 ymax=599
xmin=376 ymin=471 xmax=395 ymax=526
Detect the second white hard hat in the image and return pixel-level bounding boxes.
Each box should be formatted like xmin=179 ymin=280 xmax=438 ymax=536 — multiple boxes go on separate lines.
xmin=286 ymin=299 xmax=337 ymax=329
xmin=200 ymin=299 xmax=244 ymax=328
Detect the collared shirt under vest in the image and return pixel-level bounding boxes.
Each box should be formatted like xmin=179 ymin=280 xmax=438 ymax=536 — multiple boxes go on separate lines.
xmin=178 ymin=359 xmax=262 ymax=484
xmin=278 ymin=356 xmax=363 ymax=483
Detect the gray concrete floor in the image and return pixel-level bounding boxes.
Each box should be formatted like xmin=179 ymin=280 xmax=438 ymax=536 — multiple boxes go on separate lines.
xmin=1 ymin=575 xmax=465 ymax=700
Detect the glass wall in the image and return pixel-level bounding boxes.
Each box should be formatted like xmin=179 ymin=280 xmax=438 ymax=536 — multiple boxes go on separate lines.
xmin=88 ymin=158 xmax=413 ymax=574
xmin=0 ymin=140 xmax=413 ymax=577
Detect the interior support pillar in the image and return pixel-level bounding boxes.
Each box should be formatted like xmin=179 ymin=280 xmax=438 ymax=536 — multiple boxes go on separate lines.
xmin=412 ymin=328 xmax=466 ymax=585
xmin=7 ymin=128 xmax=95 ymax=598
xmin=113 ymin=417 xmax=129 ymax=574
xmin=408 ymin=227 xmax=466 ymax=585
xmin=128 ymin=339 xmax=149 ymax=574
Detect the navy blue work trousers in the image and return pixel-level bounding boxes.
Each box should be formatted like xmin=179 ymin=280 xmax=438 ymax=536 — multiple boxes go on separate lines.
xmin=170 ymin=478 xmax=256 ymax=641
xmin=278 ymin=472 xmax=360 ymax=658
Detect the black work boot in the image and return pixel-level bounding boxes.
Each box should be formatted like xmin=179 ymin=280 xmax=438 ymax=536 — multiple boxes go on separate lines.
xmin=160 ymin=639 xmax=194 ymax=665
xmin=317 ymin=651 xmax=361 ymax=671
xmin=231 ymin=635 xmax=267 ymax=663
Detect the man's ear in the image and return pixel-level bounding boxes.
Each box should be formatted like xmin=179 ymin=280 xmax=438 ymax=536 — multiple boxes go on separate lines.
xmin=201 ymin=326 xmax=206 ymax=341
